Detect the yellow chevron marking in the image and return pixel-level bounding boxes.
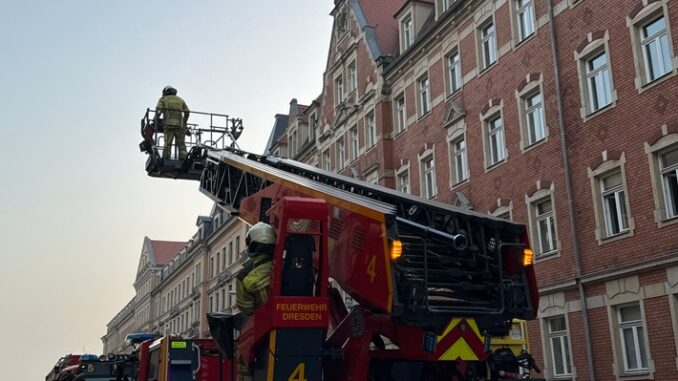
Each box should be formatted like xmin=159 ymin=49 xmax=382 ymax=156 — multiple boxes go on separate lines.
xmin=438 ymin=337 xmax=480 ymax=361
xmin=436 ymin=318 xmax=484 ymax=361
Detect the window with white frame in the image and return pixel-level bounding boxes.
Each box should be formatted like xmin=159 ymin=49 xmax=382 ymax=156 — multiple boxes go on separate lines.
xmin=335 ymin=74 xmax=344 ymax=106
xmin=446 ymin=49 xmax=462 ymax=94
xmin=366 ymin=112 xmax=376 ymax=148
xmin=418 ymin=75 xmax=431 ymax=116
xmin=402 ymin=16 xmax=414 ymax=50
xmin=397 ymin=168 xmax=410 ymax=194
xmin=589 ymin=156 xmax=634 ymax=242
xmin=323 ymin=149 xmax=331 ymax=171
xmin=436 ymin=0 xmax=452 ymax=17
xmin=337 ymin=138 xmax=346 ymax=170
xmin=575 ymin=36 xmax=618 ymax=118
xmin=640 ymin=15 xmax=673 ymax=83
xmin=534 ymin=197 xmax=557 ymax=255
xmin=515 ymin=0 xmax=535 ymax=42
xmin=660 ymin=147 xmax=678 ymax=219
xmin=420 ymin=153 xmax=437 ymax=199
xmin=617 ymin=304 xmax=649 ymax=373
xmin=450 ymin=136 xmax=468 ymax=184
xmin=600 ymin=171 xmax=629 ymax=236
xmin=485 ymin=115 xmax=506 ymax=167
xmin=523 ymin=90 xmax=546 ymax=146
xmin=586 ymin=51 xmax=613 ymax=113
xmin=395 ymin=93 xmax=406 ymax=134
xmin=348 ymin=60 xmax=358 ymax=93
xmin=547 ymin=315 xmax=572 ymax=378
xmin=480 ymin=19 xmax=497 ymax=69
xmin=349 ymin=126 xmax=359 ymax=161
xmin=645 ymin=135 xmax=678 ymax=224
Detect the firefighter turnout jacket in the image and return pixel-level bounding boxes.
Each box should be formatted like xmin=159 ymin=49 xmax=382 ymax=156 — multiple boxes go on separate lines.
xmin=236 ymin=253 xmax=273 ymax=315
xmin=156 ymin=94 xmax=189 ymax=128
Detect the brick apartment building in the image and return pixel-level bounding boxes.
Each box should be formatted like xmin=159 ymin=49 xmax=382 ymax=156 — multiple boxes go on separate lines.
xmin=267 ymin=0 xmax=678 ymax=380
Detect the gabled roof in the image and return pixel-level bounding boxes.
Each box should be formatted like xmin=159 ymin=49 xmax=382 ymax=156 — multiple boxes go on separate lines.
xmin=148 ymin=238 xmax=185 ymax=266
xmin=264 ymin=114 xmax=289 ymax=155
xmin=137 ymin=237 xmax=186 ymax=281
xmin=354 ymin=0 xmax=408 ymax=58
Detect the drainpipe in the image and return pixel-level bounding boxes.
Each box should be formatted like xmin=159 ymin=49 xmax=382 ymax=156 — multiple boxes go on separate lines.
xmin=547 ymin=1 xmax=596 ymax=380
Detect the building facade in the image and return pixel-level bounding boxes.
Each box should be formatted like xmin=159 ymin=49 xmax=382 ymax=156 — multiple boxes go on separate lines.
xmin=102 ymin=207 xmax=250 ymax=354
xmin=270 ymin=0 xmax=678 ymax=380
xmin=103 ymin=237 xmax=186 ymax=354
xmin=203 ymin=210 xmax=248 ymax=336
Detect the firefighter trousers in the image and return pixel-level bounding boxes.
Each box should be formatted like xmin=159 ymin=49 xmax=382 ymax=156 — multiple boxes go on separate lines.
xmin=163 ymin=127 xmax=187 ymax=160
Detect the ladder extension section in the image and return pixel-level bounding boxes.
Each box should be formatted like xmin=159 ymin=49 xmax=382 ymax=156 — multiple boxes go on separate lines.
xmin=193 ymin=148 xmax=535 ymax=331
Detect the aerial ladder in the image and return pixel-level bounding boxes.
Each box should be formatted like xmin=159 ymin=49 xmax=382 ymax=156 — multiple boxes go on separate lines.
xmin=139 ymin=109 xmax=542 ymax=381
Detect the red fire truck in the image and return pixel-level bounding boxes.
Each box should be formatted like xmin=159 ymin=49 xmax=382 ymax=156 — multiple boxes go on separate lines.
xmin=46 ymin=335 xmax=233 ymax=381
xmin=139 ymin=110 xmax=542 ymax=380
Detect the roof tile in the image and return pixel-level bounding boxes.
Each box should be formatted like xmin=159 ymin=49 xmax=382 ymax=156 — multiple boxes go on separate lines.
xmin=150 ymin=240 xmax=186 ymax=265
xmin=359 ymin=0 xmax=408 ymax=56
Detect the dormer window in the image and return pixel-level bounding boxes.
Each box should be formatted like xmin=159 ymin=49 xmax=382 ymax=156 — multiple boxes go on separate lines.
xmin=397 ymin=2 xmax=433 ymax=51
xmin=402 ymin=16 xmax=414 ymax=50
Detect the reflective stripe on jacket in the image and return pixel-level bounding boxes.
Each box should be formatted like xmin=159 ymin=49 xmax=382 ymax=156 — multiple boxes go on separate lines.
xmin=236 ymin=254 xmax=273 ymax=315
xmin=156 ymin=95 xmax=189 ymax=128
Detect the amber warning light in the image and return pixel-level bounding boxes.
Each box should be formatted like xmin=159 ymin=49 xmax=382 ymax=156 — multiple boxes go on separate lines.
xmin=523 ymin=248 xmax=534 ymax=267
xmin=390 ymin=240 xmax=403 ymax=261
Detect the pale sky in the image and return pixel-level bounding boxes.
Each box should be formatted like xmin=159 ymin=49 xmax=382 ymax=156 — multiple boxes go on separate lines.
xmin=0 ymin=1 xmax=332 ymax=378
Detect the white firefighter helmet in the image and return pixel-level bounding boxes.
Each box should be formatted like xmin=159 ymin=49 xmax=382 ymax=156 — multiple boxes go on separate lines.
xmin=246 ymin=222 xmax=276 ymax=256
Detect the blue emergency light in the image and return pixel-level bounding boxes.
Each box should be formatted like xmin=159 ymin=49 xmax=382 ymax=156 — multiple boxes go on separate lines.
xmin=124 ymin=332 xmax=159 ymax=345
